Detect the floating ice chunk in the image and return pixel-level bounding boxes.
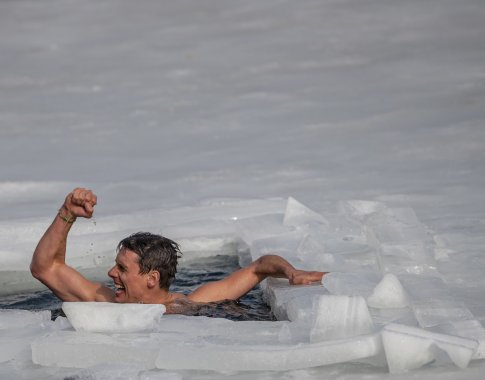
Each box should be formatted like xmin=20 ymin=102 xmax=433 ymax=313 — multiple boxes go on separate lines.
xmin=33 ymin=327 xmax=380 ymax=371
xmin=235 ymin=214 xmax=289 ymax=246
xmin=62 ymin=302 xmax=165 ymax=333
xmin=296 ymin=224 xmax=371 ymax=272
xmin=32 ymin=330 xmax=163 ymax=369
xmin=435 ymin=319 xmax=485 ymax=359
xmin=31 ymin=331 xmax=172 ymax=369
xmin=366 ymin=207 xmax=428 ymax=244
xmin=0 ymin=312 xmax=62 ymax=363
xmin=400 ymin=275 xmax=450 ymax=301
xmin=249 ymin=231 xmax=304 ymax=262
xmin=68 ymin=363 xmax=144 ymax=380
xmin=381 ymin=323 xmax=478 ymax=373
xmin=0 ymin=325 xmax=49 ymax=363
xmin=377 ymin=243 xmax=436 ymax=275
xmin=155 ymin=334 xmax=382 ymax=371
xmin=262 ymin=278 xmax=327 ymax=321
xmin=156 ymin=315 xmax=291 ymax=345
xmin=322 ymin=272 xmax=381 ymax=298
xmin=283 ymin=197 xmax=328 ymax=228
xmin=412 ymin=300 xmax=475 ymax=329
xmin=367 ymin=273 xmax=410 ymax=309
xmin=285 ymin=294 xmax=319 ymax=325
xmin=0 ymin=309 xmax=51 ymax=329
xmin=338 ymin=200 xmax=386 ymax=219
xmin=310 ymin=295 xmax=374 ymax=342
xmin=398 ymin=275 xmax=477 ymax=328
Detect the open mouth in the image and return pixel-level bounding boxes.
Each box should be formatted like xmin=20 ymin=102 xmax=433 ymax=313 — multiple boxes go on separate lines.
xmin=114 ymin=284 xmax=126 ymax=297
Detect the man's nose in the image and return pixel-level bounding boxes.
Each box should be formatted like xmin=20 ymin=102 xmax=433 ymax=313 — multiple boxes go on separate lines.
xmin=107 ymin=265 xmax=116 ymax=277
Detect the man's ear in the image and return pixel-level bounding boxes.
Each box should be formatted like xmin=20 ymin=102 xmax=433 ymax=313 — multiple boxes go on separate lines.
xmin=147 ymin=271 xmax=160 ymax=289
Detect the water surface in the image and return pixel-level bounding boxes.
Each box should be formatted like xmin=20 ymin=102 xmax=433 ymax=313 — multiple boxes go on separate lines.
xmin=0 ymin=255 xmax=274 ymax=321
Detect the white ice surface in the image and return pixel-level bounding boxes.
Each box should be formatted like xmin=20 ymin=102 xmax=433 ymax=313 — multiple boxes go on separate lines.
xmin=382 ymin=323 xmax=479 ymax=373
xmin=310 ymin=295 xmax=375 ymax=341
xmin=62 ymin=302 xmax=166 ymax=333
xmin=367 ymin=273 xmax=410 ymax=309
xmin=1 ymin=0 xmax=485 ymax=378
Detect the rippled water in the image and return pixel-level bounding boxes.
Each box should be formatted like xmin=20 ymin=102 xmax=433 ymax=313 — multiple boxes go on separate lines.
xmin=0 ymin=255 xmax=275 ymax=321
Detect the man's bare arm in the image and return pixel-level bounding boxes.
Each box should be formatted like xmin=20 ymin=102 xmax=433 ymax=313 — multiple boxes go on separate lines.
xmin=30 ymin=188 xmax=114 ymax=302
xmin=187 ymin=254 xmax=326 ymax=303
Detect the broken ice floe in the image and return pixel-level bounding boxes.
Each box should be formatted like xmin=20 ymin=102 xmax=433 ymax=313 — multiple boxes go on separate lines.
xmin=62 ymin=302 xmax=166 ymax=333
xmin=381 ymin=323 xmax=478 ymax=373
xmin=1 ymin=196 xmax=484 ymax=375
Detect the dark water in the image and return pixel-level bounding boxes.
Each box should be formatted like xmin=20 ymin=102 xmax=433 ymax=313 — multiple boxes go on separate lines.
xmin=0 ymin=255 xmax=275 ymax=321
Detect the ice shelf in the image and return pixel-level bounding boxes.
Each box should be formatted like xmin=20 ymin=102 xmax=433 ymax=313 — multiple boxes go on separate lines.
xmin=155 ymin=334 xmax=382 ymax=371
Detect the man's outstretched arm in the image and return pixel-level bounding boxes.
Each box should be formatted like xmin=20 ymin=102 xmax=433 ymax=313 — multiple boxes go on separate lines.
xmin=187 ymin=254 xmax=326 ymax=303
xmin=30 ymin=188 xmax=114 ymax=302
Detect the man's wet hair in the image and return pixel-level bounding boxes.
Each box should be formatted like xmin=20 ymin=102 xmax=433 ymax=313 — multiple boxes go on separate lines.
xmin=117 ymin=232 xmax=182 ymax=290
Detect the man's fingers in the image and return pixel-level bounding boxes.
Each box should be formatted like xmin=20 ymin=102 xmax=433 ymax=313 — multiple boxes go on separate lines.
xmin=290 ymin=270 xmax=326 ymax=285
xmin=84 ymin=202 xmax=94 ymax=214
xmin=65 ymin=187 xmax=97 ymax=217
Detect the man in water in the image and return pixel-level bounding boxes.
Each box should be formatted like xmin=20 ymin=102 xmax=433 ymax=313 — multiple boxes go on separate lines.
xmin=31 ymin=188 xmax=326 ymax=313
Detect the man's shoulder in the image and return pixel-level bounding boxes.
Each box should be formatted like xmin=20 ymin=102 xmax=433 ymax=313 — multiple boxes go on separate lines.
xmin=172 ymin=292 xmax=186 ymax=299
xmin=165 ymin=293 xmax=189 ymax=314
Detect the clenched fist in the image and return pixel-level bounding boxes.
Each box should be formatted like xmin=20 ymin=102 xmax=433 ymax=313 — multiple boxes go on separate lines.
xmin=61 ymin=188 xmax=97 ymax=219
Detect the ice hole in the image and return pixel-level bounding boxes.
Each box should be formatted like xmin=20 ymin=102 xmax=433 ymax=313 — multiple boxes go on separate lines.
xmin=0 ymin=241 xmax=274 ymax=322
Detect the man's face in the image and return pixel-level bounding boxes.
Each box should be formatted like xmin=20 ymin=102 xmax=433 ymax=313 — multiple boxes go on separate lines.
xmin=107 ymin=249 xmax=148 ymax=303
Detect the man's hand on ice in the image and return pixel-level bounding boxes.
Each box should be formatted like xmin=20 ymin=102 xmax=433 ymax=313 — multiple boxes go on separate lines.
xmin=289 ymin=270 xmax=326 ymax=285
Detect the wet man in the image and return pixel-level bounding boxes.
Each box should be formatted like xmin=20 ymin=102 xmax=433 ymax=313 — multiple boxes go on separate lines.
xmin=31 ymin=188 xmax=326 ymax=313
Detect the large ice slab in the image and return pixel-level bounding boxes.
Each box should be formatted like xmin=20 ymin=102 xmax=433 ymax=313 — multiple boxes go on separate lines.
xmin=363 ymin=207 xmax=437 ymax=275
xmin=31 ymin=316 xmax=294 ymax=369
xmin=248 ymin=231 xmax=304 ymax=263
xmin=0 ymin=309 xmax=51 ymax=329
xmin=155 ymin=315 xmax=292 ymax=345
xmin=366 ymin=207 xmax=428 ymax=244
xmin=32 ymin=330 xmax=162 ymax=369
xmin=283 ymin=197 xmax=329 ymax=228
xmin=322 ymin=271 xmax=381 ymax=298
xmin=262 ymin=278 xmax=327 ymax=321
xmin=399 ymin=275 xmax=476 ymax=328
xmin=381 ymin=323 xmax=479 ymax=374
xmin=155 ymin=334 xmax=383 ymax=372
xmin=296 ymin=226 xmax=376 ymax=272
xmin=310 ymin=295 xmax=374 ymax=342
xmin=32 ymin=324 xmax=383 ymax=372
xmin=0 ymin=310 xmax=67 ymax=364
xmin=435 ymin=319 xmax=485 ymax=360
xmin=62 ymin=302 xmax=166 ymax=333
xmin=235 ymin=214 xmax=289 ymax=246
xmin=338 ymin=200 xmax=386 ymax=220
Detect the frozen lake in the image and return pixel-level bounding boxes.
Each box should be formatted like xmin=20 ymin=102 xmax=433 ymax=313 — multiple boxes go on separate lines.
xmin=1 ymin=0 xmax=485 ymax=378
